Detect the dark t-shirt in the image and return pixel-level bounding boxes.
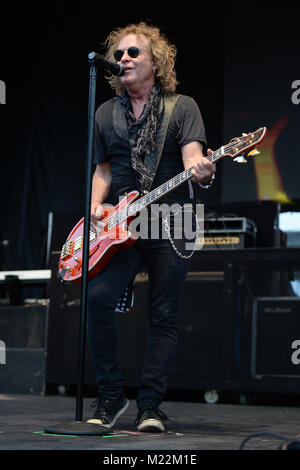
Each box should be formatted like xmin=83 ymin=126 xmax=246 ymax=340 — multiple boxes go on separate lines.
xmin=93 ymin=94 xmax=207 ymax=205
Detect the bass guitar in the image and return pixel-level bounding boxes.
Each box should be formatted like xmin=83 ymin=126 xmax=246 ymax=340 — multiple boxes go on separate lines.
xmin=59 ymin=127 xmax=267 ymax=284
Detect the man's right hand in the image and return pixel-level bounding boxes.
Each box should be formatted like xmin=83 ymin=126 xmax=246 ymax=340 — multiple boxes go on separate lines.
xmin=90 ymin=204 xmax=106 ymax=236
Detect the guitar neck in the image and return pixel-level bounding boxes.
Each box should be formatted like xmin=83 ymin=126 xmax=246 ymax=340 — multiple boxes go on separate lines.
xmin=108 ymin=127 xmax=266 ymax=227
xmin=128 ymin=167 xmax=193 ymax=216
xmin=107 ymin=167 xmax=194 ymax=230
xmin=127 ymin=148 xmax=223 ymax=216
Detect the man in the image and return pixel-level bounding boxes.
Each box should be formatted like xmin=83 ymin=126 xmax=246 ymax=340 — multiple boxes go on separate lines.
xmin=86 ymin=22 xmax=216 ymax=433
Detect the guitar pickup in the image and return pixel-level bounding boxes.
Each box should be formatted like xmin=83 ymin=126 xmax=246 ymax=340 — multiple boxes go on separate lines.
xmin=73 ymin=231 xmax=97 ymax=254
xmin=61 ymin=240 xmax=74 ymax=260
xmin=74 ymin=236 xmax=83 ymax=253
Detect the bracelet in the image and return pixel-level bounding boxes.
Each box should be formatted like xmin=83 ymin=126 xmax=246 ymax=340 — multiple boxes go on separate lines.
xmin=198 ymin=172 xmax=215 ymax=189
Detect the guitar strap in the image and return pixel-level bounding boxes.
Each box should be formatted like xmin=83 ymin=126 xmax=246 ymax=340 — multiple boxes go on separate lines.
xmin=140 ymin=93 xmax=180 ymax=193
xmin=112 ymin=93 xmax=180 ymax=194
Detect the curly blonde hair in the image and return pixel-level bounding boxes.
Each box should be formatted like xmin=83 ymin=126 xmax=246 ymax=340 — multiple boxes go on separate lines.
xmin=103 ymin=22 xmax=178 ymax=95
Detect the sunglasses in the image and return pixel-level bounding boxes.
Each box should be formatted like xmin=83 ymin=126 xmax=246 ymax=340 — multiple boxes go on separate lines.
xmin=114 ymin=46 xmax=143 ymax=62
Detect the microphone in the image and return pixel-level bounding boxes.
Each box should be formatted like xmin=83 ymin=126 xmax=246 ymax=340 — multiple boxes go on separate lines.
xmin=88 ymin=51 xmax=125 ymax=76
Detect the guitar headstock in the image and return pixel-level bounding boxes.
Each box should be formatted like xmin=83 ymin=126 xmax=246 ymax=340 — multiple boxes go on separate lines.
xmin=224 ymin=127 xmax=267 ymax=163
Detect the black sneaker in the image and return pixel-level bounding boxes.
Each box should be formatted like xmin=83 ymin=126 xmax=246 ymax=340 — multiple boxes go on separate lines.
xmin=135 ymin=407 xmax=168 ymax=433
xmin=87 ymin=396 xmax=129 ymax=428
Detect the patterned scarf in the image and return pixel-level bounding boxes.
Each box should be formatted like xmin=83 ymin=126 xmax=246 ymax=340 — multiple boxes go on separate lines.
xmin=120 ymin=83 xmax=164 ymax=192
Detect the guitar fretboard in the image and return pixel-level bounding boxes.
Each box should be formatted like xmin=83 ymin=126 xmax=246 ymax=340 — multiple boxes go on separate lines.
xmin=107 ymin=145 xmax=227 ymax=229
xmin=107 ymin=167 xmax=194 ymax=230
xmin=106 ymin=127 xmax=266 ymax=230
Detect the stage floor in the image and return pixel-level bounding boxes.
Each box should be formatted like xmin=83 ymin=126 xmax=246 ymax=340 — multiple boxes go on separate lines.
xmin=1 ymin=394 xmax=300 ymax=452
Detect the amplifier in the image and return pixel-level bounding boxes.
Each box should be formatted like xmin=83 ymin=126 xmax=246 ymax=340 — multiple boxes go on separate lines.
xmin=204 ymin=217 xmax=255 ymax=234
xmin=195 ymin=234 xmax=245 ymax=250
xmin=0 ymin=304 xmax=48 ymax=394
xmin=251 ymin=297 xmax=300 ymax=378
xmin=195 ymin=217 xmax=256 ymax=250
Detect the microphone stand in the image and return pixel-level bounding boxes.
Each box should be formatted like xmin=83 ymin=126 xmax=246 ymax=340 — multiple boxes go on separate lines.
xmin=44 ymin=53 xmax=109 ymax=436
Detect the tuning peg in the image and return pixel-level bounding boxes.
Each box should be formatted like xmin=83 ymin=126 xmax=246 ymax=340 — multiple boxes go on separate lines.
xmin=234 ymin=156 xmax=247 ymax=164
xmin=248 ymin=149 xmax=260 ymax=157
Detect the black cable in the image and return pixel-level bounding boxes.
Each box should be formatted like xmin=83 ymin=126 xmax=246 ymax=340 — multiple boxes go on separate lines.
xmin=239 ymin=432 xmax=300 ymax=450
xmin=239 ymin=270 xmax=254 ymax=298
xmin=221 ymin=218 xmax=237 ymax=250
xmin=204 ymin=211 xmax=233 ymax=250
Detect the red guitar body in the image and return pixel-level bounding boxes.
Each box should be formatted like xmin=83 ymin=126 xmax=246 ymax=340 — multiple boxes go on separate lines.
xmin=58 ymin=191 xmax=139 ymax=284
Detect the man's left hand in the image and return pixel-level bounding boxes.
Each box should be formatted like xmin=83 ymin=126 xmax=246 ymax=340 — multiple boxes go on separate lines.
xmin=190 ymin=149 xmax=216 ymax=184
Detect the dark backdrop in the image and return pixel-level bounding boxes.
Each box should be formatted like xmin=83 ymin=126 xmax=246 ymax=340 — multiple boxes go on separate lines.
xmin=222 ymin=2 xmax=300 ymax=204
xmin=0 ymin=2 xmax=299 ymax=272
xmin=0 ymin=2 xmax=225 ymax=270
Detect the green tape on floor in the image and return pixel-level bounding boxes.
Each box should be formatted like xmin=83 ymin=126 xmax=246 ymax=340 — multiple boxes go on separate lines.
xmin=33 ymin=431 xmax=77 ymax=438
xmin=34 ymin=430 xmax=130 ymax=438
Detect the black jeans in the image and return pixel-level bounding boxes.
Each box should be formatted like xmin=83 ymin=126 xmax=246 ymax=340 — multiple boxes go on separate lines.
xmin=87 ymin=220 xmax=192 ymax=410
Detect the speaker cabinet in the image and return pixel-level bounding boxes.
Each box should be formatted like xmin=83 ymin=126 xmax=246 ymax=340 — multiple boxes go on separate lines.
xmin=0 ymin=304 xmax=48 ymax=394
xmin=44 ymin=212 xmax=231 ymax=391
xmin=45 ymin=268 xmax=227 ymax=390
xmin=251 ymin=297 xmax=300 ymax=378
xmin=118 ymin=272 xmax=226 ymax=390
xmin=169 ymin=274 xmax=225 ymax=388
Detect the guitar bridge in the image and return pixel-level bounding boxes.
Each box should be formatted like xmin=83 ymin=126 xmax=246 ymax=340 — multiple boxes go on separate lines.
xmin=61 ymin=240 xmax=74 ymax=260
